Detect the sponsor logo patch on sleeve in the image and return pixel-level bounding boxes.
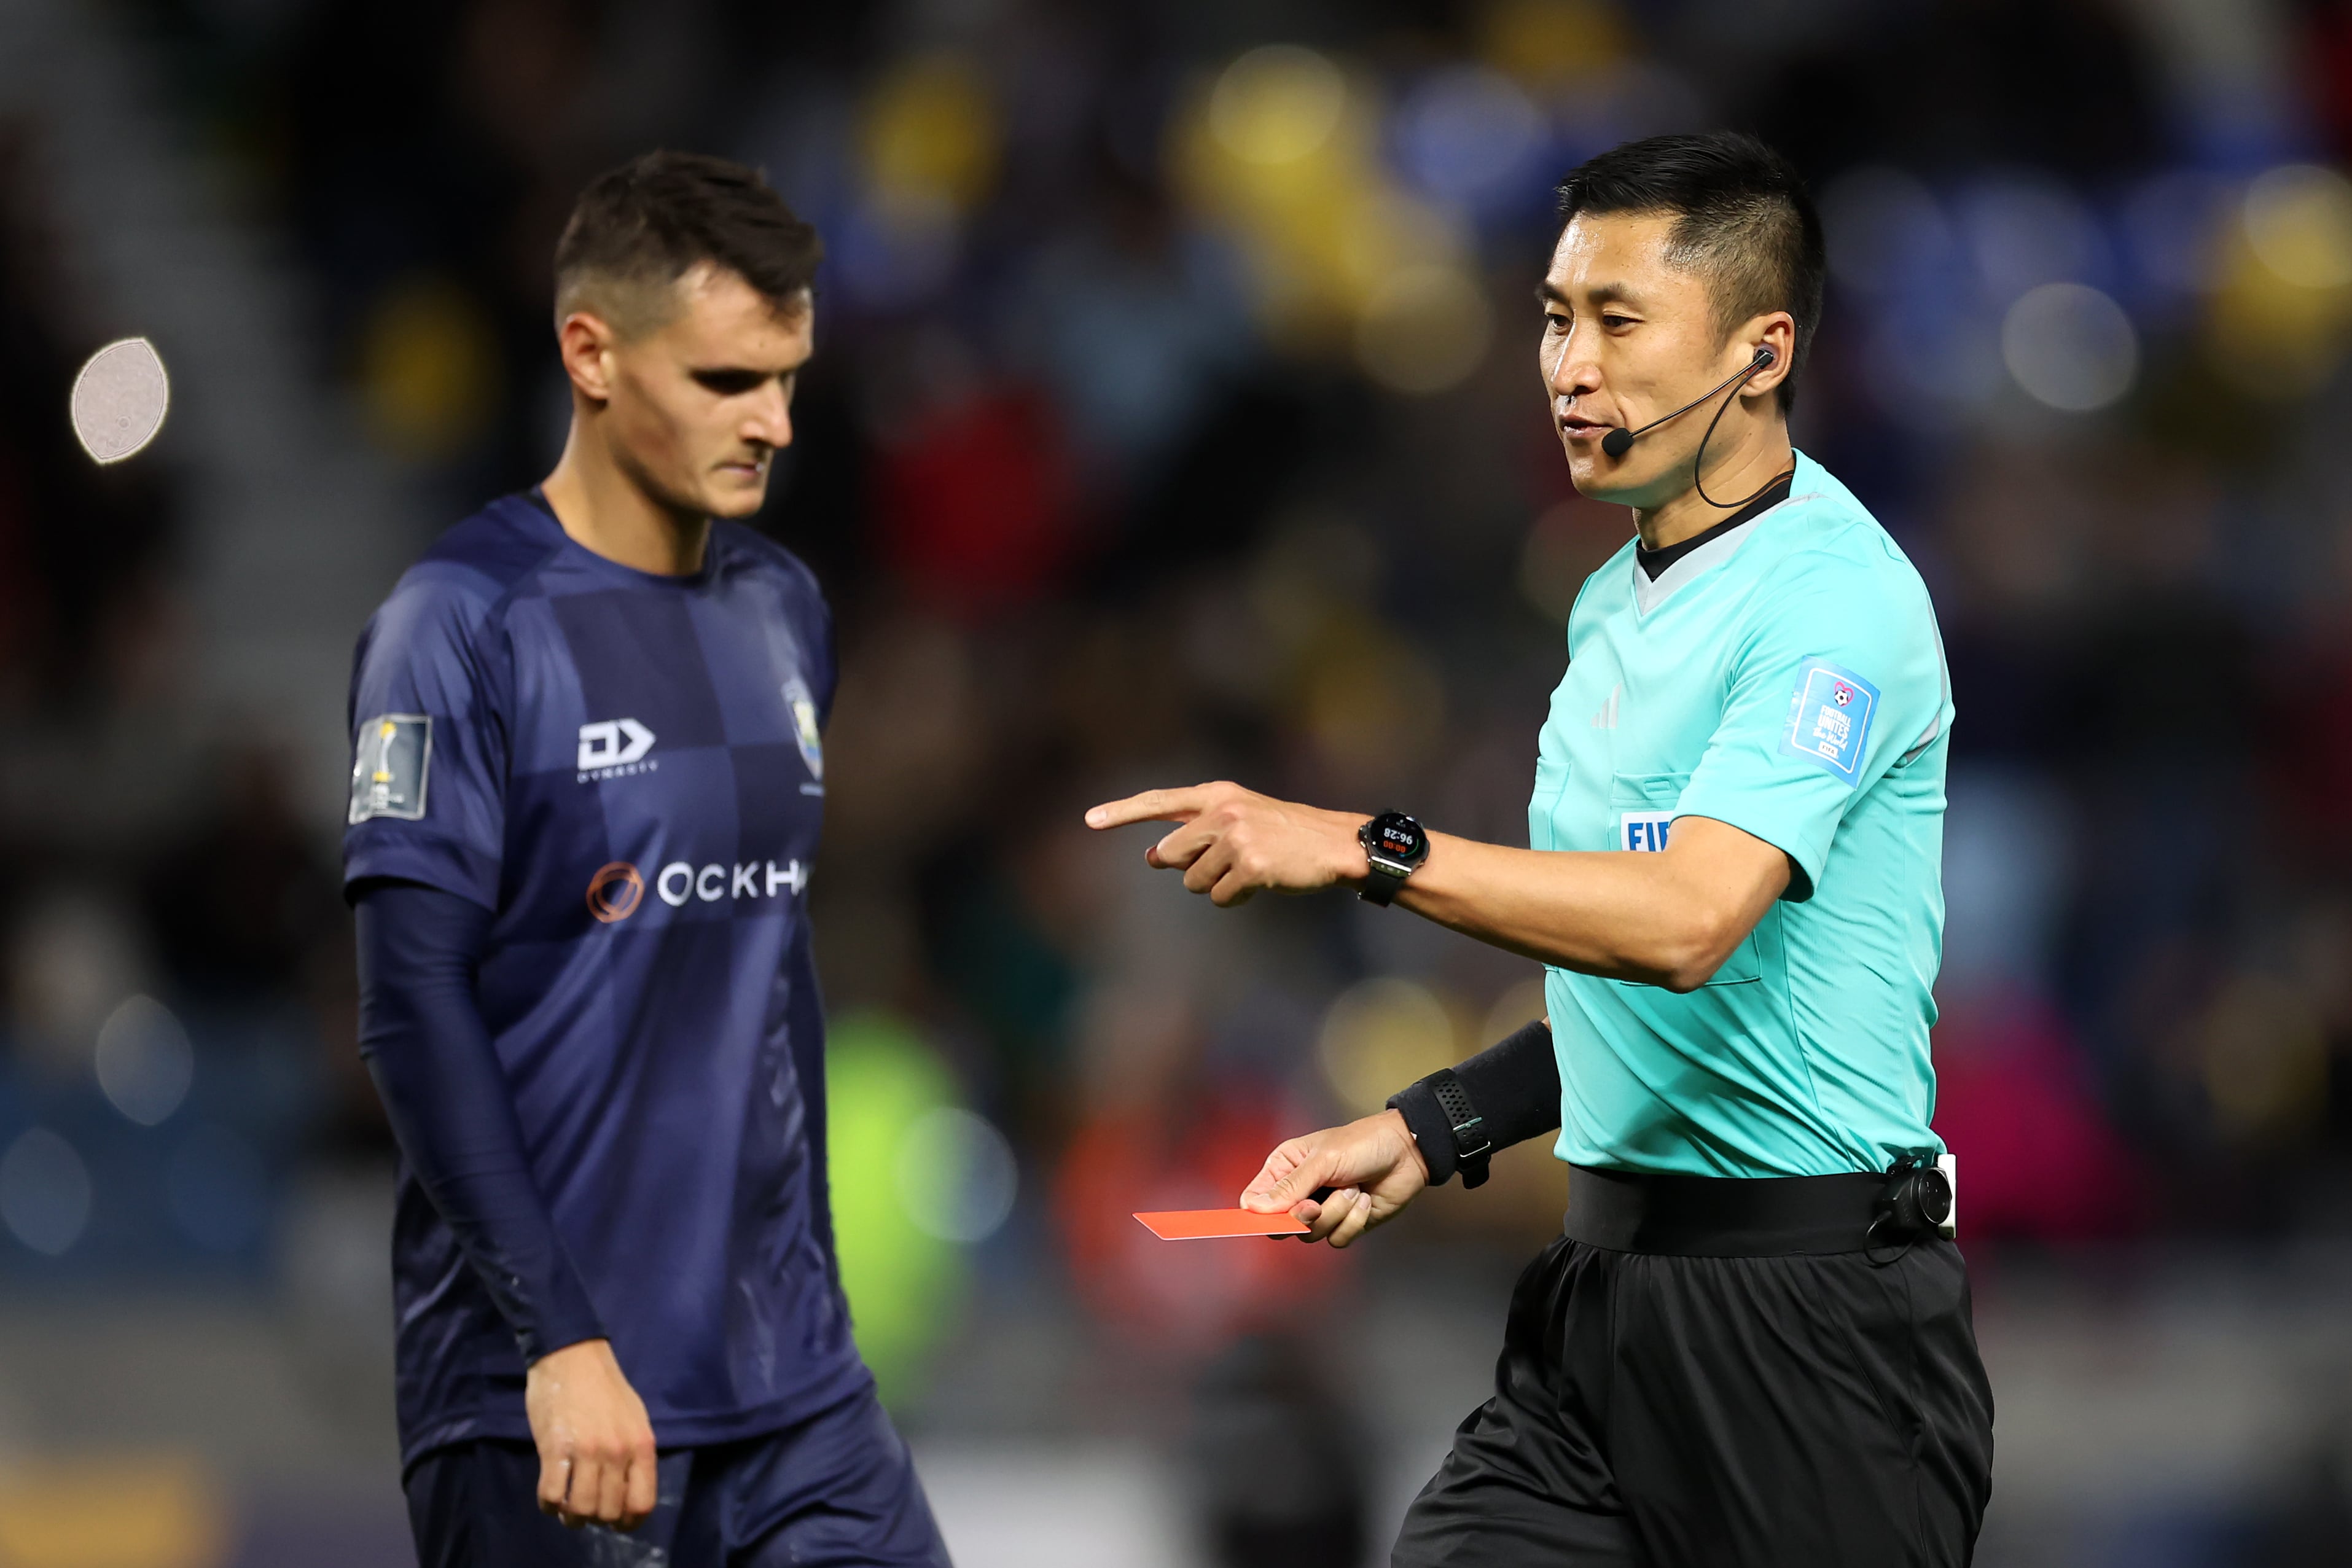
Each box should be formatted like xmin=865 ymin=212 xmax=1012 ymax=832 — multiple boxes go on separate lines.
xmin=1777 ymin=661 xmax=1879 ymax=785
xmin=350 ymin=714 xmax=432 ymax=823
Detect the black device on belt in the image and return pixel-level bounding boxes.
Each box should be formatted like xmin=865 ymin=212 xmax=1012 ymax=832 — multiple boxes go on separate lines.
xmin=1563 ymin=1156 xmax=1952 ymax=1257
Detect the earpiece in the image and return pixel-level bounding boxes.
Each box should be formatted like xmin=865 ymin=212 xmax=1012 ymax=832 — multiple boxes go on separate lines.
xmin=1598 ymin=346 xmax=1779 ymax=464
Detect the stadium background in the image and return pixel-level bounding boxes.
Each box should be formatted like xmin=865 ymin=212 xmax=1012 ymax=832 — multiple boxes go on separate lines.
xmin=2 ymin=0 xmax=2351 ymax=1562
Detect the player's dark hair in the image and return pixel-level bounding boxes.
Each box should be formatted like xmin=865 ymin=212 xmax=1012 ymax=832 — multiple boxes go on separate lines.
xmin=555 ymin=150 xmax=822 ymax=331
xmin=1555 ymin=132 xmax=1825 ymax=412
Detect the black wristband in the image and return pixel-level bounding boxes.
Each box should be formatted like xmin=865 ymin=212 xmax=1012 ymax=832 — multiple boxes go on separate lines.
xmin=1388 ymin=1017 xmax=1560 ymax=1188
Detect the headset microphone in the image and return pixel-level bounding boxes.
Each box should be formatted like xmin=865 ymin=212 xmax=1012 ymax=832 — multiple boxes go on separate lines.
xmin=1598 ymin=346 xmax=1776 ymax=461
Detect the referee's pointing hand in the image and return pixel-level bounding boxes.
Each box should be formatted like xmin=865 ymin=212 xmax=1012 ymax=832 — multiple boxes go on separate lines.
xmin=1086 ymin=782 xmax=1370 ymax=907
xmin=1241 ymin=1109 xmax=1432 ymax=1248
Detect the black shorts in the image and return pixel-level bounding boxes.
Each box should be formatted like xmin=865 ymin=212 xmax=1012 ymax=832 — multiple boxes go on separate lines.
xmin=405 ymin=1385 xmax=951 ymax=1568
xmin=1393 ymin=1231 xmax=1995 ymax=1568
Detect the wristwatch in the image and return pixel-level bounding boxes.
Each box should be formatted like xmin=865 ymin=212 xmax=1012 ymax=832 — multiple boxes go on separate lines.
xmin=1357 ymin=811 xmax=1430 ymax=907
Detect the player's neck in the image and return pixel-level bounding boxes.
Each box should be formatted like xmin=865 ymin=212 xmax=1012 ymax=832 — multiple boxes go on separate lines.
xmin=541 ymin=426 xmax=711 ymax=577
xmin=1632 ymin=419 xmax=1793 ymax=555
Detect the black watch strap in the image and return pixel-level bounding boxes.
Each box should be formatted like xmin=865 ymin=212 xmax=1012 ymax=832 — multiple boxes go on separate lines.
xmin=1360 ymin=860 xmax=1408 ymax=907
xmin=1429 ymin=1067 xmax=1494 ymax=1188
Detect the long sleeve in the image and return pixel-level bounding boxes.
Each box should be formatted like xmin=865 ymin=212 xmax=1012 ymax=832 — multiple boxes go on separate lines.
xmin=354 ymin=878 xmax=604 ymax=1363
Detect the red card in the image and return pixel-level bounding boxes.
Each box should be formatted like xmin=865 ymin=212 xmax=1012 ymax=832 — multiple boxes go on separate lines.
xmin=1133 ymin=1207 xmax=1309 ymax=1239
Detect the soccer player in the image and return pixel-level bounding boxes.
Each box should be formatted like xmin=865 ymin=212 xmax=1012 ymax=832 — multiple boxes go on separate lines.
xmin=1088 ymin=133 xmax=1994 ymax=1566
xmin=344 ymin=152 xmax=951 ymax=1567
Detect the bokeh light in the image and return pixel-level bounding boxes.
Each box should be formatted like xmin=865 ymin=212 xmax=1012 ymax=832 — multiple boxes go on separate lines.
xmin=1482 ymin=976 xmax=1549 ymax=1045
xmin=1478 ymin=0 xmax=1630 ymax=88
xmin=897 ymin=1106 xmax=1018 ymax=1245
xmin=1208 ymin=46 xmax=1347 ymax=166
xmin=861 ymin=53 xmax=1000 ymax=212
xmin=1354 ymin=263 xmax=1493 ymax=393
xmin=1390 ymin=65 xmax=1544 ymax=214
xmin=359 ymin=276 xmax=501 ymax=462
xmin=2194 ymin=974 xmax=2327 ymax=1147
xmin=0 ymin=1129 xmax=93 ymax=1257
xmin=2205 ymin=168 xmax=2352 ymax=396
xmin=93 ymin=994 xmax=193 ymax=1127
xmin=1317 ymin=977 xmax=1458 ymax=1115
xmin=1957 ymin=177 xmax=2108 ymax=299
xmin=2241 ymin=164 xmax=2352 ymax=290
xmin=2001 ymin=283 xmax=2138 ymax=412
xmin=825 ymin=1012 xmax=975 ymax=1402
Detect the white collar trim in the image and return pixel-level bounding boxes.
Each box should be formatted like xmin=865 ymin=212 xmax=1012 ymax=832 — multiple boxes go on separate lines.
xmin=1629 ymin=494 xmax=1796 ymax=615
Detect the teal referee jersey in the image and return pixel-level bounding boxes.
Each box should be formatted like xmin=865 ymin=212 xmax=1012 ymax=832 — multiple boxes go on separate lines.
xmin=1530 ymin=450 xmax=1954 ymax=1178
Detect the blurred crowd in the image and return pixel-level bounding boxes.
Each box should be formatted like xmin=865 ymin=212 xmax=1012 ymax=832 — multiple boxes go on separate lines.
xmin=3 ymin=0 xmax=2352 ymax=1555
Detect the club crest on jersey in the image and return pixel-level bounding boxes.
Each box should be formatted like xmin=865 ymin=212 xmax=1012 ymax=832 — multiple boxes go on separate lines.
xmin=783 ymin=676 xmax=823 ymax=781
xmin=1621 ymin=811 xmax=1673 ymax=852
xmin=1778 ymin=661 xmax=1880 ymax=785
xmin=350 ymin=714 xmax=430 ymax=824
xmin=578 ymin=717 xmax=657 ymax=782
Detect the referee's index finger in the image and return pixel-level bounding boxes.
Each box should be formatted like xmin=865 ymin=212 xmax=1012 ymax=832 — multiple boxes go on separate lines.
xmin=1085 ymin=788 xmax=1205 ymax=829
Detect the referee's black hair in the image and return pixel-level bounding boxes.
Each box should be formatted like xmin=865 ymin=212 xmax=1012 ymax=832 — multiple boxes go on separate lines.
xmin=1555 ymin=133 xmax=1825 ymax=413
xmin=555 ymin=150 xmax=822 ymax=333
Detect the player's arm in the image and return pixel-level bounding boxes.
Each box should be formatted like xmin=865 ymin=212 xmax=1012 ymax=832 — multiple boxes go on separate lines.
xmin=354 ymin=880 xmax=657 ymax=1531
xmin=1241 ymin=1019 xmax=1565 ymax=1244
xmin=1084 ymin=786 xmax=1787 ymax=992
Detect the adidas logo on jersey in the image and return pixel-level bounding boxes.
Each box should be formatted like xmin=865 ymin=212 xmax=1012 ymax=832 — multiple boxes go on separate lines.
xmin=1591 ymin=683 xmax=1620 ymax=730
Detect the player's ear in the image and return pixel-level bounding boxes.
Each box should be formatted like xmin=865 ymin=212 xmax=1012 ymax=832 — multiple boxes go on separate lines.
xmin=557 ymin=311 xmax=620 ymax=404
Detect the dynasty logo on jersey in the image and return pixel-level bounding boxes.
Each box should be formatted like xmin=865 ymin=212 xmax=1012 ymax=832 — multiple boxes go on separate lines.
xmin=578 ymin=718 xmax=657 ymax=781
xmin=350 ymin=714 xmax=431 ymax=824
xmin=1778 ymin=661 xmax=1880 ymax=785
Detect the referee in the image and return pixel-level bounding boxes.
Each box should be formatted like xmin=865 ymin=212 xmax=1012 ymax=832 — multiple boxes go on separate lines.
xmin=1088 ymin=132 xmax=1993 ymax=1566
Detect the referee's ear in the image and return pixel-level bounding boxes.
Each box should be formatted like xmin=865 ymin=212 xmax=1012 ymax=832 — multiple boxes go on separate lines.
xmin=1731 ymin=311 xmax=1797 ymax=405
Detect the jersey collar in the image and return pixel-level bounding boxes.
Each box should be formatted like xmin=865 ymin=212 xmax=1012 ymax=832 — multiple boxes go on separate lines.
xmin=1629 ymin=453 xmax=1808 ymax=616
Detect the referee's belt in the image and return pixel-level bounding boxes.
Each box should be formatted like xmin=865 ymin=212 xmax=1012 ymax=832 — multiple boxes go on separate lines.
xmin=1563 ymin=1163 xmax=1944 ymax=1257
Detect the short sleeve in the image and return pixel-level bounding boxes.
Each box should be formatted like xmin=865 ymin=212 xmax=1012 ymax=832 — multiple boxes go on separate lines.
xmin=1673 ymin=548 xmax=1948 ymax=901
xmin=342 ymin=572 xmax=510 ymax=910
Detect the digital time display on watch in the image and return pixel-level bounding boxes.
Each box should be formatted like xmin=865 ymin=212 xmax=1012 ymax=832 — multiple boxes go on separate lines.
xmin=1358 ymin=810 xmax=1429 ymax=905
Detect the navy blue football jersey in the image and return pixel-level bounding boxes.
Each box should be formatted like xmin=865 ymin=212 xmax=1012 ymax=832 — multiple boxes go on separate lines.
xmin=343 ymin=491 xmax=867 ymax=1464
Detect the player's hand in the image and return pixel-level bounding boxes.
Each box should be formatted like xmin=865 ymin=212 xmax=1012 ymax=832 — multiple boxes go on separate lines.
xmin=1241 ymin=1109 xmax=1431 ymax=1248
xmin=526 ymin=1338 xmax=658 ymax=1531
xmin=1085 ymin=782 xmax=1370 ymax=907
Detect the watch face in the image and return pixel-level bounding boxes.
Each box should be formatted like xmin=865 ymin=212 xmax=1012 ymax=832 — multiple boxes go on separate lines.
xmin=1366 ymin=812 xmax=1428 ymax=866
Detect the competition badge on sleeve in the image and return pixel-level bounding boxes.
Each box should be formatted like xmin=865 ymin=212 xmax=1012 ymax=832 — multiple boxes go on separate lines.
xmin=350 ymin=714 xmax=432 ymax=823
xmin=783 ymin=676 xmax=823 ymax=781
xmin=1777 ymin=662 xmax=1880 ymax=784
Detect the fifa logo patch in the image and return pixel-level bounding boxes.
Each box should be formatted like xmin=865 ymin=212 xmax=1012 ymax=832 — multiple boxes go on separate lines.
xmin=1777 ymin=661 xmax=1880 ymax=785
xmin=350 ymin=714 xmax=430 ymax=824
xmin=1620 ymin=811 xmax=1673 ymax=852
xmin=783 ymin=676 xmax=823 ymax=781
